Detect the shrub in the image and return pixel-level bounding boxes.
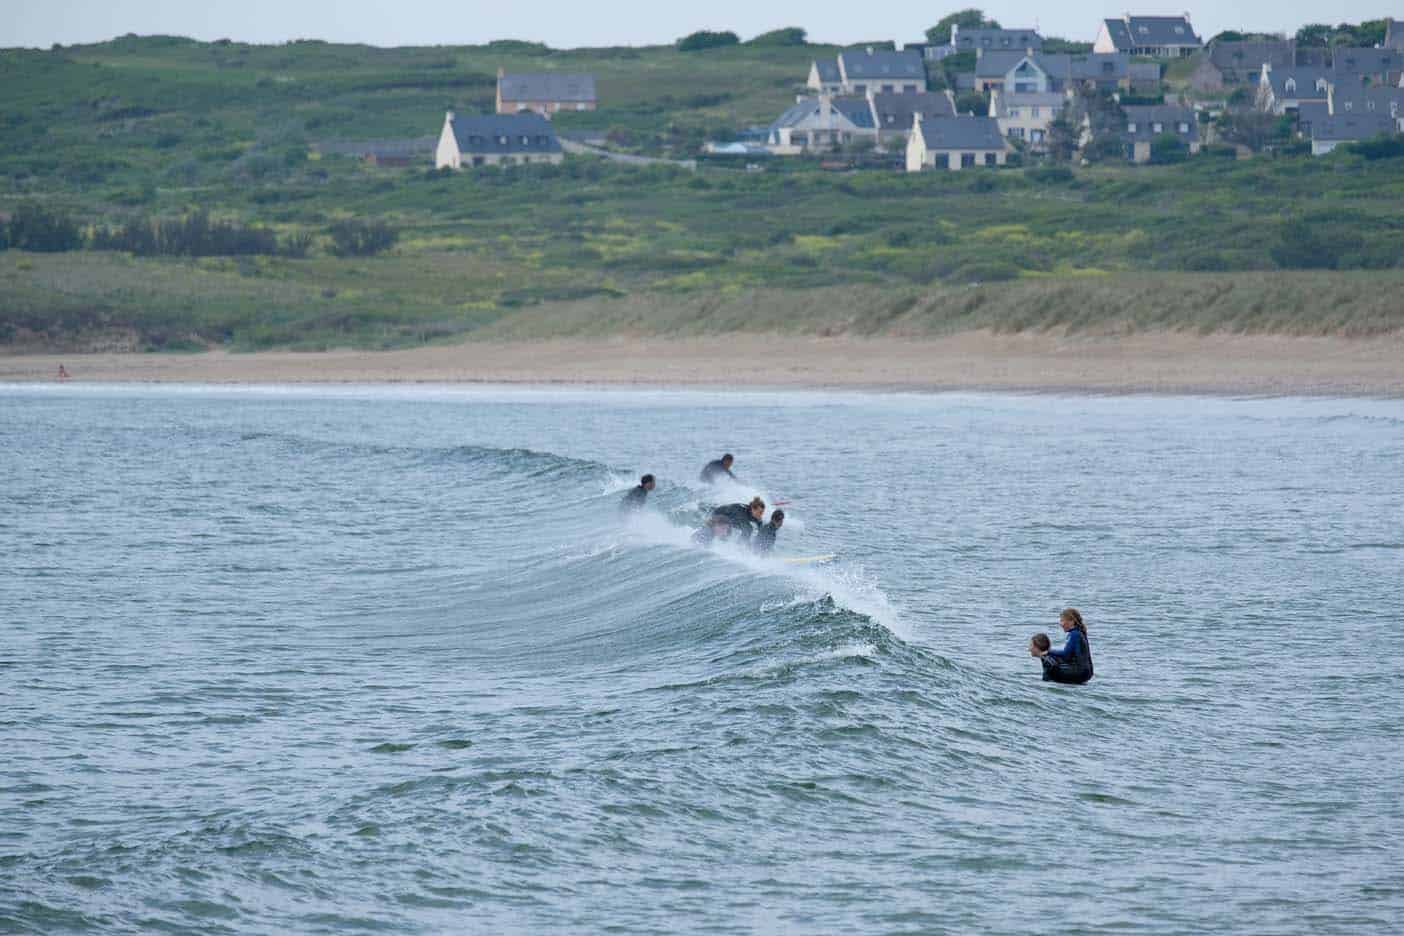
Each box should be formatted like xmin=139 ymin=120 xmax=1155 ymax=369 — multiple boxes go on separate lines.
xmin=676 ymin=30 xmax=740 ymax=52
xmin=328 ymin=218 xmax=398 ymax=257
xmin=1350 ymin=134 xmax=1404 ymax=161
xmin=1026 ymin=165 xmax=1074 ymax=184
xmin=1269 ymin=218 xmax=1349 ymax=270
xmin=7 ymin=203 xmax=85 ymax=252
xmin=746 ymin=27 xmax=807 ymax=46
xmin=1149 ymin=133 xmax=1189 ymax=165
xmin=947 ymin=260 xmax=1020 ymax=283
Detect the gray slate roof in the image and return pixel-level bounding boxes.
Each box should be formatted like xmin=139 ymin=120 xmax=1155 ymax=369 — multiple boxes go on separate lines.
xmin=318 ymin=138 xmax=435 ymax=158
xmin=1296 ymin=101 xmax=1331 ymax=126
xmin=1332 ymin=48 xmax=1401 ymax=77
xmin=1103 ymin=16 xmax=1201 ymax=50
xmin=812 ymin=59 xmax=841 ymax=82
xmin=952 ymin=27 xmax=1043 ymax=52
xmin=838 ymin=48 xmax=925 ymax=81
xmin=1332 ymin=86 xmax=1404 ymax=116
xmin=1312 ymin=113 xmax=1398 ymax=142
xmin=1387 ymin=18 xmax=1404 ymax=50
xmin=1262 ymin=67 xmax=1332 ymax=99
xmin=916 ymin=116 xmax=1007 ymax=150
xmin=768 ymin=96 xmax=876 ymax=132
xmin=1127 ymin=62 xmax=1162 ymax=82
xmin=1119 ymin=105 xmax=1200 ymax=142
xmin=498 ymin=72 xmax=597 ymax=103
xmin=451 ymin=112 xmax=563 ymax=154
xmin=870 ymin=91 xmax=954 ymax=128
xmin=1208 ymin=40 xmax=1295 ymax=71
xmin=1071 ymin=54 xmax=1133 ymax=81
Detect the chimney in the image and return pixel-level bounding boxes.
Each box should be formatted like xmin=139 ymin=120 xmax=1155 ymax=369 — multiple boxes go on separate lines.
xmin=497 ymin=67 xmax=506 ymax=78
xmin=445 ymin=110 xmax=455 ymax=124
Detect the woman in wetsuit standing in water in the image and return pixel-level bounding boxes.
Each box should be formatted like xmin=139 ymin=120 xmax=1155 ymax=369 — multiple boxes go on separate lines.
xmin=1036 ymin=608 xmax=1094 ymax=684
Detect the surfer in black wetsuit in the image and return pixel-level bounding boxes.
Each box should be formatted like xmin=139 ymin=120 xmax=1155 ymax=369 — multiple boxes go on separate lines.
xmin=752 ymin=509 xmax=784 ymax=554
xmin=1032 ymin=608 xmax=1094 ymax=684
xmin=710 ymin=497 xmax=765 ymax=543
xmin=699 ymin=454 xmax=736 ymax=485
xmin=620 ymin=474 xmax=655 ymax=513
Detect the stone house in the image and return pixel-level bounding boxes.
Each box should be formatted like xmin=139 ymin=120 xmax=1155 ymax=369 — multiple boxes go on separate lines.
xmin=989 ymin=90 xmax=1068 ymax=149
xmin=434 ymin=111 xmax=564 ymax=169
xmin=1189 ymin=40 xmax=1295 ymax=92
xmin=1094 ymin=15 xmax=1202 ymax=57
xmin=496 ymin=70 xmax=597 ymax=116
xmin=767 ymin=95 xmax=877 ymax=153
xmin=1256 ymin=65 xmax=1332 ymax=114
xmin=905 ymin=114 xmax=1009 ymax=171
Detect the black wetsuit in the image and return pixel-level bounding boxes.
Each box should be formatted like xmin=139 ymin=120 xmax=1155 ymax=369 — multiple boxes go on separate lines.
xmin=699 ymin=459 xmax=736 ymax=484
xmin=1042 ymin=628 xmax=1094 ymax=685
xmin=753 ymin=522 xmax=780 ymax=554
xmin=710 ymin=503 xmax=761 ymax=542
xmin=620 ymin=484 xmax=649 ymax=513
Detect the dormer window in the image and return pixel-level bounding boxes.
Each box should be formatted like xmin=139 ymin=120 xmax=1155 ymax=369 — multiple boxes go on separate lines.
xmin=497 ymin=135 xmax=509 ymax=145
xmin=1127 ymin=121 xmax=1138 ymax=132
xmin=1285 ymin=78 xmax=1297 ymax=93
xmin=1178 ymin=121 xmax=1189 ymax=133
xmin=1316 ymin=79 xmax=1327 ymax=91
xmin=1345 ymin=100 xmax=1354 ymax=111
xmin=1152 ymin=122 xmax=1163 ymax=133
xmin=1174 ymin=26 xmax=1185 ymax=34
xmin=1138 ymin=26 xmax=1149 ymax=34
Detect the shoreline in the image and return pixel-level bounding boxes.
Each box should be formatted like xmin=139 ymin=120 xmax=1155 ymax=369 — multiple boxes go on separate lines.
xmin=3 ymin=332 xmax=1404 ymax=397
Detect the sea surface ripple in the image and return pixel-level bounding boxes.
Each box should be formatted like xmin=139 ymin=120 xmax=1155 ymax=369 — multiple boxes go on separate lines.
xmin=3 ymin=384 xmax=1403 ymax=934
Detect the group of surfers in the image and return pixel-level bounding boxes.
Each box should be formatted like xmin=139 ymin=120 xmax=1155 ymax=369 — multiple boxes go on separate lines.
xmin=621 ymin=453 xmax=1093 ymax=685
xmin=619 ymin=453 xmax=784 ymax=555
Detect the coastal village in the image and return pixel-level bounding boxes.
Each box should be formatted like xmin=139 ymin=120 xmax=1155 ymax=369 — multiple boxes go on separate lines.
xmin=410 ymin=14 xmax=1404 ymax=173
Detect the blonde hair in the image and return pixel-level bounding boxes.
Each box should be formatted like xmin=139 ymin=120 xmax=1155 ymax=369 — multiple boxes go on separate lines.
xmin=1061 ymin=608 xmax=1086 ymax=634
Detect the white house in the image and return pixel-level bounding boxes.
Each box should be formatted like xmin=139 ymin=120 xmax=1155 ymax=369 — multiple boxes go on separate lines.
xmin=1094 ymin=15 xmax=1201 ymax=57
xmin=989 ymin=90 xmax=1068 ymax=149
xmin=435 ymin=111 xmax=564 ymax=169
xmin=1256 ymin=65 xmax=1332 ymax=114
xmin=906 ymin=114 xmax=1009 ymax=171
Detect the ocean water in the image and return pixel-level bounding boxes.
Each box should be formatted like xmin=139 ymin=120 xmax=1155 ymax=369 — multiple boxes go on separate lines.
xmin=3 ymin=383 xmax=1403 ymax=935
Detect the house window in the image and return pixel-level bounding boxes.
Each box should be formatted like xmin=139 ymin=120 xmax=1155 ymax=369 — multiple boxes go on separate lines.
xmin=962 ymin=152 xmax=976 ymax=167
xmin=472 ymin=156 xmax=485 ymax=166
xmin=1031 ymin=129 xmax=1045 ymax=142
xmin=1011 ymin=127 xmax=1025 ymax=138
xmin=1174 ymin=26 xmax=1185 ymax=34
xmin=497 ymin=135 xmax=508 ymax=145
xmin=1285 ymin=78 xmax=1296 ymax=93
xmin=1127 ymin=121 xmax=1137 ymax=132
xmin=1152 ymin=122 xmax=1163 ymax=133
xmin=854 ymin=84 xmax=866 ymax=93
xmin=1032 ymin=106 xmax=1041 ymax=117
xmin=1344 ymin=101 xmax=1354 ymax=111
xmin=1009 ymin=108 xmax=1021 ymax=118
xmin=576 ymin=103 xmax=587 ymax=111
xmin=984 ymin=152 xmax=996 ymax=165
xmin=1103 ymin=61 xmax=1115 ymax=74
xmin=1138 ymin=26 xmax=1149 ymax=34
xmin=1316 ymin=79 xmax=1327 ymax=91
xmin=1178 ymin=122 xmax=1189 ymax=133
xmin=882 ymin=84 xmax=894 ymax=92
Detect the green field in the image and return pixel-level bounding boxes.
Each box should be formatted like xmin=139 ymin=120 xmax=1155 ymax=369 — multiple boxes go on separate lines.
xmin=3 ymin=35 xmax=1404 ymax=350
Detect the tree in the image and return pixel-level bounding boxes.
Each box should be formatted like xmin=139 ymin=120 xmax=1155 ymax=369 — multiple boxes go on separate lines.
xmin=1149 ymin=133 xmax=1189 ymax=164
xmin=1216 ymin=110 xmax=1287 ymax=152
xmin=7 ymin=203 xmax=84 ymax=252
xmin=746 ymin=27 xmax=806 ymax=46
xmin=1295 ymin=23 xmax=1332 ymax=47
xmin=925 ymin=9 xmax=1000 ymax=46
xmin=1270 ymin=218 xmax=1345 ymax=269
xmin=328 ymin=219 xmax=398 ymax=257
xmin=1046 ymin=114 xmax=1082 ymax=162
xmin=676 ymin=30 xmax=740 ymax=52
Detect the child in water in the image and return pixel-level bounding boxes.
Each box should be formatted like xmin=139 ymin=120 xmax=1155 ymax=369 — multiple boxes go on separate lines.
xmin=1031 ymin=609 xmax=1094 ymax=684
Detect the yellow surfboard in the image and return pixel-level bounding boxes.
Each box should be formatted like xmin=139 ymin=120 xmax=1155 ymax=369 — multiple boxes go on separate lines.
xmin=781 ymin=554 xmax=837 ymax=566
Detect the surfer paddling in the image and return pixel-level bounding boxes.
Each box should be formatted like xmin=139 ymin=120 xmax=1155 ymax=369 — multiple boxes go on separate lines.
xmin=709 ymin=497 xmax=765 ymax=543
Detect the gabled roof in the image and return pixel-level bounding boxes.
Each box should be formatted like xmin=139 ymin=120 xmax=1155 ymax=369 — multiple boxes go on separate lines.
xmin=1119 ymin=105 xmax=1200 ymax=141
xmin=837 ymin=47 xmax=925 ymax=81
xmin=768 ymin=96 xmax=875 ymax=132
xmin=1297 ymin=101 xmax=1331 ymax=125
xmin=976 ymin=51 xmax=1073 ymax=79
xmin=1332 ymin=86 xmax=1404 ymax=116
xmin=1103 ymin=16 xmax=1201 ymax=50
xmin=498 ymin=72 xmax=597 ymax=103
xmin=951 ymin=27 xmax=1043 ymax=51
xmin=1070 ymin=54 xmax=1132 ymax=81
xmin=1207 ymin=40 xmax=1295 ymax=71
xmin=451 ymin=112 xmax=563 ymax=154
xmin=915 ymin=116 xmax=1007 ymax=150
xmin=1387 ymin=19 xmax=1404 ymax=50
xmin=870 ymin=91 xmax=954 ymax=128
xmin=1332 ymin=47 xmax=1401 ymax=77
xmin=1262 ymin=66 xmax=1333 ymax=98
xmin=1127 ymin=62 xmax=1162 ymax=82
xmin=1312 ymin=113 xmax=1398 ymax=142
xmin=812 ymin=59 xmax=841 ymax=82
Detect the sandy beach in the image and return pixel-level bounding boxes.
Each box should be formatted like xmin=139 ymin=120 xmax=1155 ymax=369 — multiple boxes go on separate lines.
xmin=4 ymin=332 xmax=1403 ymax=396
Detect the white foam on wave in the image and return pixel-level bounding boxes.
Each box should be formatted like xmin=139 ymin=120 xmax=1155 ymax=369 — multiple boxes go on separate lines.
xmin=618 ymin=510 xmax=907 ymax=640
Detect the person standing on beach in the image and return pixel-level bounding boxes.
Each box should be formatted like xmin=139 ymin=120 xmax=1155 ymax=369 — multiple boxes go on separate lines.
xmin=620 ymin=474 xmax=655 ymax=514
xmin=699 ymin=454 xmax=736 ymax=484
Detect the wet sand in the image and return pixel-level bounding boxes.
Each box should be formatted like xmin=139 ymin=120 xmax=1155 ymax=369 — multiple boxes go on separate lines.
xmin=4 ymin=332 xmax=1403 ymax=396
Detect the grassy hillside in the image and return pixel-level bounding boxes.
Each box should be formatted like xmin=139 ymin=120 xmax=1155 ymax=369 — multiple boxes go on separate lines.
xmin=3 ymin=36 xmax=1404 ymax=350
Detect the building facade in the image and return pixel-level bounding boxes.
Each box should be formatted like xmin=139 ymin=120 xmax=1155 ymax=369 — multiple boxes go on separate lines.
xmin=435 ymin=111 xmax=565 ymax=169
xmin=496 ymin=70 xmax=597 ymax=116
